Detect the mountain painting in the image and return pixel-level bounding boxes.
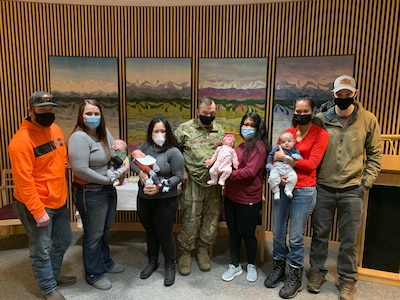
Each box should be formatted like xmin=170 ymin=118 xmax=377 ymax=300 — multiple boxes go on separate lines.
xmin=126 ymin=58 xmax=191 ymax=151
xmin=49 ymin=56 xmax=119 ymax=139
xmin=273 ymin=55 xmax=354 ymax=143
xmin=198 ymin=58 xmax=268 ymax=140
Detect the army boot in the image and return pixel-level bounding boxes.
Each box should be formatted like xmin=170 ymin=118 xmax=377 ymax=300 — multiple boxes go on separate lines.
xmin=178 ymin=252 xmax=192 ymax=276
xmin=197 ymin=243 xmax=211 ymax=271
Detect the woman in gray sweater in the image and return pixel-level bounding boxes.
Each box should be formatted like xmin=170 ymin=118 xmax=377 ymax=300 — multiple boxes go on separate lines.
xmin=68 ymin=99 xmax=128 ymax=290
xmin=130 ymin=117 xmax=184 ymax=287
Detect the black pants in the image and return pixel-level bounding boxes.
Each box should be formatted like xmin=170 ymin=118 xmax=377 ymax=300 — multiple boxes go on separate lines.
xmin=137 ymin=195 xmax=179 ymax=265
xmin=224 ymin=196 xmax=261 ymax=265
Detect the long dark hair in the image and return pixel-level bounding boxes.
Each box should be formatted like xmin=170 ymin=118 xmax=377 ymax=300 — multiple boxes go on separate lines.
xmin=70 ymin=99 xmax=110 ymax=158
xmin=146 ymin=117 xmax=178 ymax=152
xmin=239 ymin=112 xmax=271 ymax=153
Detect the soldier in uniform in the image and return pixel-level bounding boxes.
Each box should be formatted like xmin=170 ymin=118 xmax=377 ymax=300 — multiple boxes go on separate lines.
xmin=175 ymin=96 xmax=225 ymax=275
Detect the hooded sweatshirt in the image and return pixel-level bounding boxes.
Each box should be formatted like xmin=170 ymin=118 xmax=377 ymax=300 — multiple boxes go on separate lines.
xmin=8 ymin=118 xmax=68 ymax=219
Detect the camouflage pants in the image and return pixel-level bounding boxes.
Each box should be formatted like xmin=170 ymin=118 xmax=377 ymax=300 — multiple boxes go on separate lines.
xmin=177 ymin=179 xmax=223 ymax=252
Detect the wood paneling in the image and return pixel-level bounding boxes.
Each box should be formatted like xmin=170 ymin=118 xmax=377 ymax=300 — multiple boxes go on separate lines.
xmin=1 ymin=0 xmax=399 ymax=241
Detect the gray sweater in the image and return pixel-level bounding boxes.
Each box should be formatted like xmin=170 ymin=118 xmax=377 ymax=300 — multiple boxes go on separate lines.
xmin=130 ymin=141 xmax=184 ymax=199
xmin=68 ymin=129 xmax=114 ymax=185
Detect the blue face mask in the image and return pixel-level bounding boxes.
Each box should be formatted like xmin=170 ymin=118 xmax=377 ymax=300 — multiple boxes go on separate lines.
xmin=241 ymin=127 xmax=256 ymax=139
xmin=83 ymin=116 xmax=101 ymax=129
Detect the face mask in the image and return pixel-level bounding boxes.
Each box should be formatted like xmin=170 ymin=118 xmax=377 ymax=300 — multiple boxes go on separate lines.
xmin=152 ymin=134 xmax=166 ymax=147
xmin=83 ymin=116 xmax=101 ymax=129
xmin=35 ymin=112 xmax=55 ymax=127
xmin=241 ymin=127 xmax=256 ymax=139
xmin=199 ymin=115 xmax=215 ymax=126
xmin=293 ymin=114 xmax=312 ymax=125
xmin=334 ymin=97 xmax=354 ymax=110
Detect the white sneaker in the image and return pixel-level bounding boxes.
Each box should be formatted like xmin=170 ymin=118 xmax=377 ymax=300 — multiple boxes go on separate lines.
xmin=273 ymin=192 xmax=280 ymax=200
xmin=222 ymin=264 xmax=243 ymax=281
xmin=246 ymin=264 xmax=257 ymax=282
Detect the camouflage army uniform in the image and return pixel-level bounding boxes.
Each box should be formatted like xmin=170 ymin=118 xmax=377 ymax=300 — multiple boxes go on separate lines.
xmin=175 ymin=118 xmax=225 ymax=252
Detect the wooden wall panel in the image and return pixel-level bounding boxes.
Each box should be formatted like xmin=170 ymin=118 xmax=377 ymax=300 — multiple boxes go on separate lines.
xmin=1 ymin=0 xmax=399 ymax=240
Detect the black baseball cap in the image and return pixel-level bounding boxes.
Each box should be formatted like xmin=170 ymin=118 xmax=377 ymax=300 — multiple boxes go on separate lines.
xmin=29 ymin=91 xmax=58 ymax=107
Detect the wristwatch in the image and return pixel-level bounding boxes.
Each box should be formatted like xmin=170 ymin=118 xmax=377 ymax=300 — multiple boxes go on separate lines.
xmin=283 ymin=155 xmax=290 ymax=164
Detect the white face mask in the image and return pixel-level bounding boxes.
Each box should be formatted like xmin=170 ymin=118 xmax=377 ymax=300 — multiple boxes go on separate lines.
xmin=152 ymin=134 xmax=166 ymax=147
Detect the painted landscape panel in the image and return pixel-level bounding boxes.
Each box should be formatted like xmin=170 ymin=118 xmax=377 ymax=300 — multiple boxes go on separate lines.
xmin=273 ymin=55 xmax=354 ymax=143
xmin=126 ymin=58 xmax=191 ymax=151
xmin=199 ymin=58 xmax=267 ymax=141
xmin=49 ymin=56 xmax=119 ymax=139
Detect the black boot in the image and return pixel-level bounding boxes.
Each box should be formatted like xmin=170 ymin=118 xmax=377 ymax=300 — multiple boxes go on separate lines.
xmin=279 ymin=266 xmax=303 ymax=299
xmin=140 ymin=257 xmax=159 ymax=279
xmin=164 ymin=262 xmax=176 ymax=286
xmin=264 ymin=259 xmax=286 ymax=288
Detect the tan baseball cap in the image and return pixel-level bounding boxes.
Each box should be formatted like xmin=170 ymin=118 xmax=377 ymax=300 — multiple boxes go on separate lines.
xmin=332 ymin=75 xmax=356 ymax=93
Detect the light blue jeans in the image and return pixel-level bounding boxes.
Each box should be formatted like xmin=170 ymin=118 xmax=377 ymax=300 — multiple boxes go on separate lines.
xmin=272 ymin=186 xmax=316 ymax=268
xmin=73 ymin=183 xmax=117 ymax=284
xmin=13 ymin=200 xmax=72 ymax=295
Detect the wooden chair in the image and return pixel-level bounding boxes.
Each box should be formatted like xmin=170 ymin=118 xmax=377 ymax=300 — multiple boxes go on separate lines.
xmin=0 ymin=169 xmax=21 ymax=235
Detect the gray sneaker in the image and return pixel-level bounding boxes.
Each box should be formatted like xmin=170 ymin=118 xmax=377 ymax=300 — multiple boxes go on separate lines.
xmin=222 ymin=264 xmax=243 ymax=281
xmin=246 ymin=264 xmax=257 ymax=282
xmin=92 ymin=276 xmax=112 ymax=290
xmin=307 ymin=267 xmax=326 ymax=293
xmin=108 ymin=263 xmax=125 ymax=273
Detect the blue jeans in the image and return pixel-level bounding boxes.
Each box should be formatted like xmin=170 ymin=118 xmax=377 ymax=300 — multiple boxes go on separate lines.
xmin=72 ymin=183 xmax=117 ymax=284
xmin=272 ymin=186 xmax=316 ymax=268
xmin=13 ymin=200 xmax=72 ymax=295
xmin=310 ymin=184 xmax=363 ymax=279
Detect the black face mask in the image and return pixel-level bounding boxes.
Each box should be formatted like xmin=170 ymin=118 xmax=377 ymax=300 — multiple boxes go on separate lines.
xmin=35 ymin=112 xmax=55 ymax=127
xmin=293 ymin=114 xmax=312 ymax=125
xmin=334 ymin=97 xmax=354 ymax=110
xmin=199 ymin=115 xmax=215 ymax=126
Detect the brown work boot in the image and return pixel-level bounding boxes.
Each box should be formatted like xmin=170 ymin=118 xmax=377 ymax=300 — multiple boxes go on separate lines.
xmin=307 ymin=267 xmax=326 ymax=294
xmin=197 ymin=245 xmax=211 ymax=271
xmin=339 ymin=278 xmax=355 ymax=300
xmin=56 ymin=275 xmax=77 ymax=287
xmin=178 ymin=252 xmax=192 ymax=276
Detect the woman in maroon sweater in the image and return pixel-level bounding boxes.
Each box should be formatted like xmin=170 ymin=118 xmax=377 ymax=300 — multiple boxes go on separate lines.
xmin=221 ymin=112 xmax=270 ymax=283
